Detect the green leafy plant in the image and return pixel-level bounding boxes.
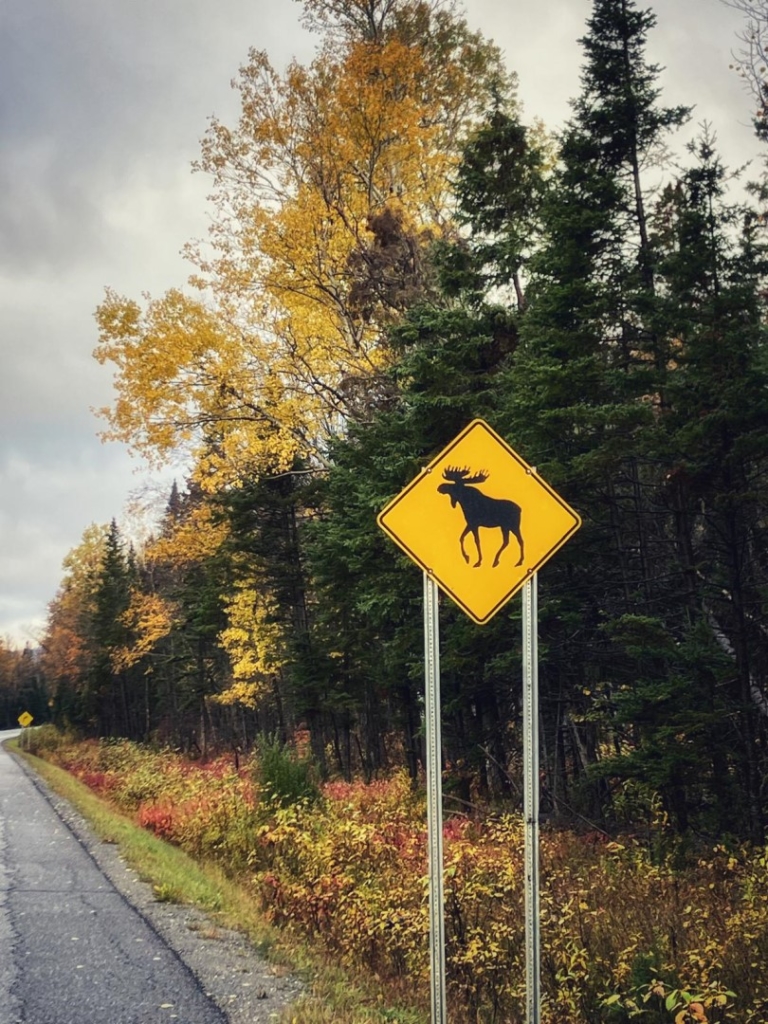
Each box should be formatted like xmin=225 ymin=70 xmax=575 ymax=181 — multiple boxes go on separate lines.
xmin=254 ymin=733 xmax=319 ymax=808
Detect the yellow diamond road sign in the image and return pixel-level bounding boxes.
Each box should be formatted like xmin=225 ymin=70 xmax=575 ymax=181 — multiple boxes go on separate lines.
xmin=378 ymin=419 xmax=582 ymax=624
xmin=18 ymin=711 xmax=33 ymax=728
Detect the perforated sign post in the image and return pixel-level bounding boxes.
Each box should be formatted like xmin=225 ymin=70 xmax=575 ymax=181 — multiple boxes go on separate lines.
xmin=18 ymin=711 xmax=34 ymax=750
xmin=378 ymin=419 xmax=581 ymax=1024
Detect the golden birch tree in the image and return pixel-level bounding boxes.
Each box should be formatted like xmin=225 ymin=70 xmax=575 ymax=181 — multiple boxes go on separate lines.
xmin=94 ymin=0 xmax=514 ymax=488
xmin=40 ymin=524 xmax=108 ymax=717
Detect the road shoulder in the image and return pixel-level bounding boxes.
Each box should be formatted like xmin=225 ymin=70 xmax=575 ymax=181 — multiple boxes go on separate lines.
xmin=9 ymin=750 xmax=303 ymax=1024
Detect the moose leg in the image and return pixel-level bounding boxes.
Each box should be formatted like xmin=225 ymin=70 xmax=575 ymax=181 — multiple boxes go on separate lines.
xmin=459 ymin=526 xmax=471 ymax=564
xmin=471 ymin=528 xmax=482 ymax=567
xmin=513 ymin=527 xmax=524 ymax=566
xmin=492 ymin=528 xmax=510 ymax=568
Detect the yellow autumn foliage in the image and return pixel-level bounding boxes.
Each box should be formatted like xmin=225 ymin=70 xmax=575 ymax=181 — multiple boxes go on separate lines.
xmin=94 ymin=289 xmax=308 ymax=485
xmin=41 ymin=523 xmax=109 ymax=687
xmin=94 ymin=6 xmax=513 ymax=488
xmin=146 ymin=498 xmax=229 ymax=566
xmin=112 ymin=590 xmax=176 ymax=672
xmin=215 ymin=584 xmax=285 ymax=708
xmin=37 ymin=732 xmax=762 ymax=1023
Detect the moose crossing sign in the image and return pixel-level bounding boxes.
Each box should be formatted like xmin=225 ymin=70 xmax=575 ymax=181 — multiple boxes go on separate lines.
xmin=378 ymin=419 xmax=581 ymax=624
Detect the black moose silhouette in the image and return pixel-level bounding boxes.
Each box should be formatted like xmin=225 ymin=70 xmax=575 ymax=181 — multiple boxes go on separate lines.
xmin=438 ymin=466 xmax=524 ymax=568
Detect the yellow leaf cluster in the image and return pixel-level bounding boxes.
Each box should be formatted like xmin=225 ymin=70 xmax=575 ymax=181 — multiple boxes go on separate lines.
xmin=94 ymin=289 xmax=306 ymax=486
xmin=209 ymin=680 xmax=263 ymax=711
xmin=215 ymin=585 xmax=285 ymax=707
xmin=94 ymin=11 xmax=512 ymax=488
xmin=147 ymin=500 xmax=229 ymax=566
xmin=112 ymin=590 xmax=176 ymax=672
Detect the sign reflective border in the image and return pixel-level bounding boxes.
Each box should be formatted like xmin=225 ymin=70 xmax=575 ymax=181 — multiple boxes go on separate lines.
xmin=377 ymin=419 xmax=581 ymax=624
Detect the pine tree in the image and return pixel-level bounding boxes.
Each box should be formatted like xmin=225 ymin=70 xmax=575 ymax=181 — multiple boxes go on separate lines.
xmin=452 ymin=105 xmax=546 ymax=307
xmin=495 ymin=0 xmax=696 ymax=825
xmin=496 ymin=0 xmax=768 ymax=836
xmin=214 ymin=466 xmax=320 ymax=759
xmin=642 ymin=135 xmax=768 ymax=837
xmin=304 ymin=271 xmax=523 ymax=792
xmin=84 ymin=520 xmax=134 ymax=736
xmin=146 ymin=483 xmax=232 ymax=751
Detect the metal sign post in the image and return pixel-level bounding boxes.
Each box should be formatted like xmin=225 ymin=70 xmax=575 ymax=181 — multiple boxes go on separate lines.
xmin=522 ymin=574 xmax=541 ymax=1024
xmin=18 ymin=711 xmax=33 ymax=751
xmin=423 ymin=572 xmax=447 ymax=1024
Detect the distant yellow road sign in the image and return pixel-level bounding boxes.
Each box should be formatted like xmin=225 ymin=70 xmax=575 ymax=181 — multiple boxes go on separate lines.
xmin=378 ymin=419 xmax=582 ymax=624
xmin=18 ymin=711 xmax=33 ymax=728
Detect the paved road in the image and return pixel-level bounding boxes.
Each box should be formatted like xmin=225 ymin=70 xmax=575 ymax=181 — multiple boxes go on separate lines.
xmin=0 ymin=731 xmax=296 ymax=1024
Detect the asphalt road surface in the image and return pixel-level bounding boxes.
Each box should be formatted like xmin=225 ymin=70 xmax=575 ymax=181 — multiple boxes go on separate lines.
xmin=0 ymin=730 xmax=301 ymax=1024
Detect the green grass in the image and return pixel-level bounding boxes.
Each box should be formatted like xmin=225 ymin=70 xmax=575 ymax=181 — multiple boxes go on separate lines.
xmin=6 ymin=739 xmax=426 ymax=1024
xmin=11 ymin=743 xmax=263 ymax=926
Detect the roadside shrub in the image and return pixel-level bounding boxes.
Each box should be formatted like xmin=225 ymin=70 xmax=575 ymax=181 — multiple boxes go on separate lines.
xmin=30 ymin=734 xmax=768 ymax=1024
xmin=24 ymin=723 xmax=78 ymax=757
xmin=253 ymin=769 xmax=428 ymax=986
xmin=253 ymin=732 xmax=319 ymax=807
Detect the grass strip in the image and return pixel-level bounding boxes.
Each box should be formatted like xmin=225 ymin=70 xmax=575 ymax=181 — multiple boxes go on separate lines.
xmin=11 ymin=743 xmax=276 ymax=945
xmin=7 ymin=739 xmax=425 ymax=1024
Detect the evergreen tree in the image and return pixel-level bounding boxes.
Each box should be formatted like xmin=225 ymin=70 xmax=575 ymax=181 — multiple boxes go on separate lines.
xmin=451 ymin=105 xmax=546 ymax=307
xmin=304 ymin=287 xmax=523 ymax=793
xmin=144 ymin=482 xmax=232 ymax=752
xmin=495 ymin=1 xmax=768 ymax=837
xmin=488 ymin=0 xmax=689 ymax=823
xmin=215 ymin=466 xmax=320 ymax=759
xmin=633 ymin=135 xmax=768 ymax=837
xmin=84 ymin=520 xmax=134 ymax=736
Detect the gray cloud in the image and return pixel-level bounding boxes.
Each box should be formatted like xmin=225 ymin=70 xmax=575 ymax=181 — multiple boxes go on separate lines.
xmin=0 ymin=0 xmax=316 ymax=643
xmin=0 ymin=0 xmax=315 ymax=277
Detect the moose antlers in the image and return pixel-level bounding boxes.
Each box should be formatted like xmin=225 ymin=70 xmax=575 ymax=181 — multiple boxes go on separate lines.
xmin=442 ymin=466 xmax=489 ymax=486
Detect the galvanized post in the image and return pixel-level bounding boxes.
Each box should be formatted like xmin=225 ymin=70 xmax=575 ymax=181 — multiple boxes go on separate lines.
xmin=423 ymin=571 xmax=447 ymax=1024
xmin=522 ymin=573 xmax=541 ymax=1024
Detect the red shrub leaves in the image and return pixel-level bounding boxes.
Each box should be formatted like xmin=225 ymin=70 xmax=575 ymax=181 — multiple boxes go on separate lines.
xmin=38 ymin=738 xmax=766 ymax=1023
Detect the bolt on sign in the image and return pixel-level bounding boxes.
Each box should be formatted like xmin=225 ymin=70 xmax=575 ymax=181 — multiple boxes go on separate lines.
xmin=378 ymin=419 xmax=582 ymax=624
xmin=18 ymin=711 xmax=33 ymax=728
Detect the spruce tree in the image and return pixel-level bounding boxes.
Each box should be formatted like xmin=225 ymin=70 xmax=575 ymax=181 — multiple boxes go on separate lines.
xmin=85 ymin=520 xmax=134 ymax=736
xmin=496 ymin=0 xmax=694 ymax=824
xmin=304 ymin=290 xmax=523 ymax=792
xmin=497 ymin=0 xmax=768 ymax=837
xmin=642 ymin=135 xmax=768 ymax=837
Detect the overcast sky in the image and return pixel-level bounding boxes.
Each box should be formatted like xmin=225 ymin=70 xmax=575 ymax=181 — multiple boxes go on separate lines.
xmin=0 ymin=0 xmax=760 ymax=646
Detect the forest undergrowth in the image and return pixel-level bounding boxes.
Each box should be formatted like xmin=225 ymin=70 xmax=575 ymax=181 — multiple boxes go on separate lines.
xmin=25 ymin=727 xmax=768 ymax=1024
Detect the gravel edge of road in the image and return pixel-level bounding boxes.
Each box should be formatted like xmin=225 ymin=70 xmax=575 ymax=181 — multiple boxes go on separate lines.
xmin=9 ymin=751 xmax=304 ymax=1024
